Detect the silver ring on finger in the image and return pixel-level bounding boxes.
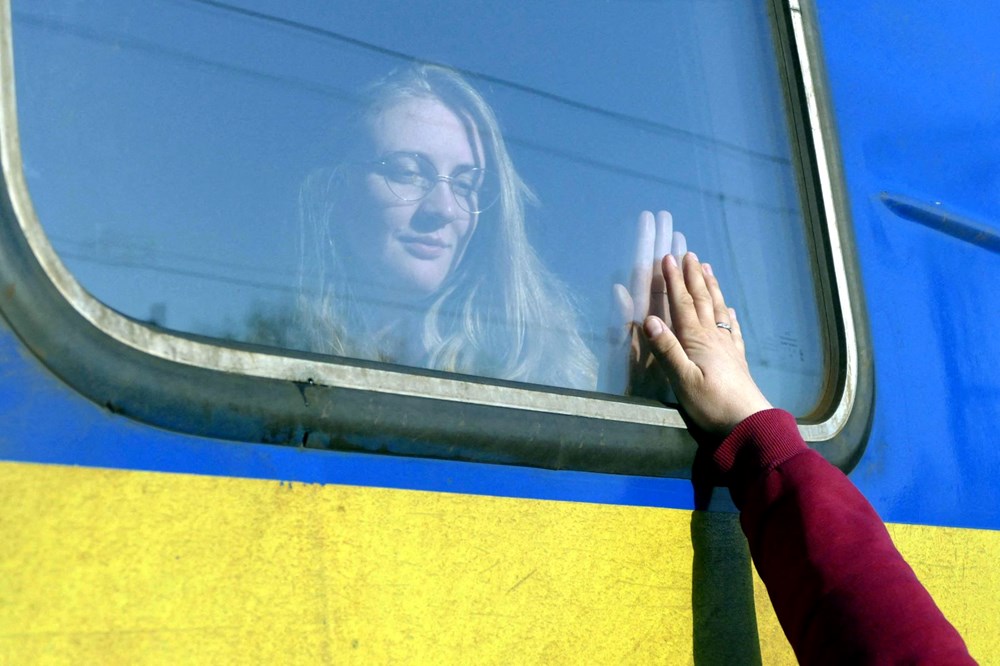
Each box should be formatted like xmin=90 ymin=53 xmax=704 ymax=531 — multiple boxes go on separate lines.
xmin=716 ymin=322 xmax=732 ymax=332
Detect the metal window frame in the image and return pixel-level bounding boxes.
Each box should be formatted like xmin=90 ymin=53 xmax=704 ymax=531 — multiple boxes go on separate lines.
xmin=0 ymin=0 xmax=872 ymax=476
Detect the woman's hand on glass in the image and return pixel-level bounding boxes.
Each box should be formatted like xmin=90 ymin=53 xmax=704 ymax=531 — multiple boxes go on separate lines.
xmin=604 ymin=210 xmax=687 ymax=399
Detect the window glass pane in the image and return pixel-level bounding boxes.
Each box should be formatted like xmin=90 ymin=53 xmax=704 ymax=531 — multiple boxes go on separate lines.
xmin=13 ymin=1 xmax=825 ymax=414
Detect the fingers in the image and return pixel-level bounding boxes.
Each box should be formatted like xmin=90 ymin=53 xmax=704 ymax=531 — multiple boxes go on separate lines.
xmin=682 ymin=253 xmax=716 ymax=327
xmin=701 ymin=263 xmax=731 ymax=328
xmin=645 ymin=250 xmax=770 ymax=435
xmin=642 ymin=314 xmax=689 ymax=384
xmin=669 ymin=232 xmax=687 ymax=329
xmin=650 ymin=211 xmax=672 ymax=320
xmin=671 ymin=231 xmax=687 ymax=262
xmin=662 ymin=252 xmax=741 ymax=348
xmin=631 ymin=210 xmax=675 ymax=322
xmin=729 ymin=307 xmax=746 ymax=358
xmin=662 ymin=253 xmax=700 ymax=335
xmin=611 ymin=283 xmax=634 ymax=346
xmin=630 ymin=211 xmax=655 ymax=322
xmin=654 ymin=211 xmax=673 ymax=263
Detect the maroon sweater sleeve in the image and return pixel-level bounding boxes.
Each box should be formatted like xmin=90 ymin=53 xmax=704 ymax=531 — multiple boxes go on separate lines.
xmin=711 ymin=409 xmax=974 ymax=665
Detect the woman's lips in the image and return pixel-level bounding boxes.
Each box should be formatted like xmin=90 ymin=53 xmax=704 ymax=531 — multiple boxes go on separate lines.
xmin=399 ymin=236 xmax=450 ymax=259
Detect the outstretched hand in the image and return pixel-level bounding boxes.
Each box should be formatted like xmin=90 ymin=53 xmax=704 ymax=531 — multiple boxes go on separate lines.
xmin=643 ymin=252 xmax=772 ymax=437
xmin=605 ymin=210 xmax=686 ymax=398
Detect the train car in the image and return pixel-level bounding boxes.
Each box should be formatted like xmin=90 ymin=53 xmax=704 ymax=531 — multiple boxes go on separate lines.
xmin=2 ymin=0 xmax=998 ymax=662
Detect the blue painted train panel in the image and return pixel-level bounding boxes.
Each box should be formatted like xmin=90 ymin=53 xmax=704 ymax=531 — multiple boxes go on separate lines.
xmin=1 ymin=2 xmax=998 ymax=533
xmin=817 ymin=3 xmax=1000 ymax=529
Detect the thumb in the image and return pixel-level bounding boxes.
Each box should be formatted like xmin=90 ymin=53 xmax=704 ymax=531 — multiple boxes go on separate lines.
xmin=643 ymin=315 xmax=688 ymax=379
xmin=609 ymin=283 xmax=634 ymax=347
xmin=613 ymin=283 xmax=634 ymax=323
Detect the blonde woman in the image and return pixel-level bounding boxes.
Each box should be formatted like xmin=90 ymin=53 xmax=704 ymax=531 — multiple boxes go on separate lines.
xmin=298 ymin=63 xmax=596 ymax=390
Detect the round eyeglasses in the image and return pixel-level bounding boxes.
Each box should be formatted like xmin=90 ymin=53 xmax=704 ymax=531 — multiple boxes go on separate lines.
xmin=370 ymin=152 xmax=500 ymax=214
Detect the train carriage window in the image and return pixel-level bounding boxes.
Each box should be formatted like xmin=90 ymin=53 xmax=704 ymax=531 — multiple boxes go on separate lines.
xmin=1 ymin=1 xmax=872 ymax=474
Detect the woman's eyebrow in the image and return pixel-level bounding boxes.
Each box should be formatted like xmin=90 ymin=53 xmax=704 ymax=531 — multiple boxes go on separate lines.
xmin=419 ymin=152 xmax=481 ymax=174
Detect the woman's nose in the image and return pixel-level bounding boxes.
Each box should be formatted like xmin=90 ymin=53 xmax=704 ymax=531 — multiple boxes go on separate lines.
xmin=418 ymin=179 xmax=461 ymax=220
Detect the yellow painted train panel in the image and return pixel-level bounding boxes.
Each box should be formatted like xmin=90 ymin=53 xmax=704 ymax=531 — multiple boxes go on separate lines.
xmin=1 ymin=461 xmax=995 ymax=664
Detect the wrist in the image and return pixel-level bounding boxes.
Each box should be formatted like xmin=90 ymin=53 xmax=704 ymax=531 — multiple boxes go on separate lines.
xmin=711 ymin=409 xmax=807 ymax=505
xmin=724 ymin=396 xmax=773 ymax=436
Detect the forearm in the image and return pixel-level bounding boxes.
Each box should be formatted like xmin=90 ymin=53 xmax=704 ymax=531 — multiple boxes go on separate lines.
xmin=637 ymin=253 xmax=972 ymax=662
xmin=716 ymin=410 xmax=973 ymax=664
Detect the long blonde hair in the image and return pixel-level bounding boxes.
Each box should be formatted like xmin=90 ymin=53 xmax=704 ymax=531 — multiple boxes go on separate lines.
xmin=298 ymin=63 xmax=596 ymax=390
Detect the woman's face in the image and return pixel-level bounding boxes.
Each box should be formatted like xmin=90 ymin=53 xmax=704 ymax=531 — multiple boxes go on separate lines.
xmin=345 ymin=96 xmax=481 ymax=297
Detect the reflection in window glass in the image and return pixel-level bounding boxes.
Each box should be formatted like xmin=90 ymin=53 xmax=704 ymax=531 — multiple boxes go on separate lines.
xmin=13 ymin=1 xmax=825 ymax=413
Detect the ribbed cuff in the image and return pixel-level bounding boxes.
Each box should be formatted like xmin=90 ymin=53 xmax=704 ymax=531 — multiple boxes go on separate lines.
xmin=712 ymin=409 xmax=809 ymax=502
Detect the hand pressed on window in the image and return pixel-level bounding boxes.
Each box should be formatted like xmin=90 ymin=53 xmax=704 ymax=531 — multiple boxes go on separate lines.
xmin=642 ymin=251 xmax=771 ymax=437
xmin=605 ymin=210 xmax=687 ymax=398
